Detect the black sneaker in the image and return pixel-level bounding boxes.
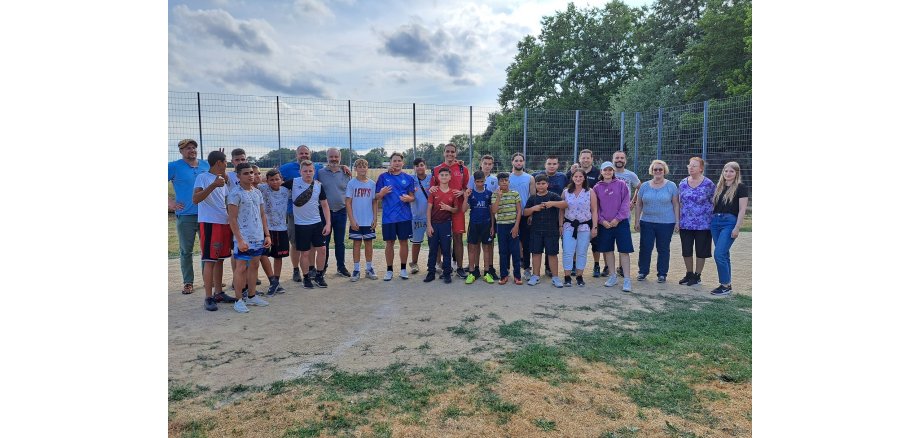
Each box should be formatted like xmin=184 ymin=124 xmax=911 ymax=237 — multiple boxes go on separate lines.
xmin=424 ymin=272 xmax=436 ymax=282
xmin=444 ymin=274 xmax=452 ymax=284
xmin=615 ymin=266 xmax=622 ymax=277
xmin=678 ymin=272 xmax=694 ymax=285
xmin=303 ymin=276 xmax=314 ymax=289
xmin=686 ymin=272 xmax=701 ymax=286
xmin=292 ymin=267 xmax=302 ymax=282
xmin=563 ymin=276 xmax=572 ymax=287
xmin=308 ymin=268 xmax=317 ymax=280
xmin=267 ymin=281 xmax=279 ymax=296
xmin=592 ymin=264 xmax=601 ymax=278
xmin=602 ymin=265 xmax=610 ymax=277
xmin=657 ymin=275 xmax=666 ymax=283
xmin=576 ymin=276 xmax=585 ymax=287
xmin=204 ymin=297 xmax=218 ymax=311
xmin=456 ymin=267 xmax=466 ymax=278
xmin=636 ymin=273 xmax=648 ymax=281
xmin=337 ymin=268 xmax=351 ymax=278
xmin=213 ymin=292 xmax=234 ymax=303
xmin=711 ymin=285 xmax=732 ymax=296
xmin=315 ymin=275 xmax=328 ymax=288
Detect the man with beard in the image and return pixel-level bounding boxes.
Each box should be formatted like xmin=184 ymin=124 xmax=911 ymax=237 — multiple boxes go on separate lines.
xmin=169 ymin=138 xmax=210 ymax=295
xmin=508 ymin=153 xmax=535 ymax=279
xmin=316 ymin=148 xmax=352 ymax=278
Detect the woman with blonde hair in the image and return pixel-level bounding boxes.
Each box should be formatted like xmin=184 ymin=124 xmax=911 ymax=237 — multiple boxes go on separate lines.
xmin=677 ymin=157 xmax=716 ymax=286
xmin=633 ymin=159 xmax=679 ymax=283
xmin=710 ymin=162 xmax=748 ymax=296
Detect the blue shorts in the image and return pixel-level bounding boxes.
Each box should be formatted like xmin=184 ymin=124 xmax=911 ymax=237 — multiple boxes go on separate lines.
xmin=595 ymin=220 xmax=634 ymax=253
xmin=410 ymin=219 xmax=427 ymax=244
xmin=382 ymin=220 xmax=412 ymax=241
xmin=349 ymin=225 xmax=376 ymax=241
xmin=234 ymin=243 xmax=265 ymax=261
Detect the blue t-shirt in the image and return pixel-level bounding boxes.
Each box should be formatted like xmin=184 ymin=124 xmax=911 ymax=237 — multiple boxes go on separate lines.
xmin=411 ymin=173 xmax=432 ymax=221
xmin=532 ymin=171 xmax=568 ymax=195
xmin=375 ymin=171 xmax=416 ymax=224
xmin=467 ymin=188 xmax=493 ymax=225
xmin=279 ymin=160 xmax=323 ymax=214
xmin=508 ymin=172 xmax=533 ymax=207
xmin=638 ymin=180 xmax=679 ymax=224
xmin=168 ymin=159 xmax=210 ymax=216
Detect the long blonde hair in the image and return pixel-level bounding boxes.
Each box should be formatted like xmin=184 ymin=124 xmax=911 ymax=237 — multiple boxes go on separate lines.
xmin=713 ymin=162 xmax=743 ymax=204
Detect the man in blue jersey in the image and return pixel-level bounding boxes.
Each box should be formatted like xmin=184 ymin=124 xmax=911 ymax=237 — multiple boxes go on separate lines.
xmin=375 ymin=152 xmax=416 ymax=281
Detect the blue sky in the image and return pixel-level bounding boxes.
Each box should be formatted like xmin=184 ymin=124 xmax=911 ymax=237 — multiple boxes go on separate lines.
xmin=169 ymin=0 xmax=652 ymax=107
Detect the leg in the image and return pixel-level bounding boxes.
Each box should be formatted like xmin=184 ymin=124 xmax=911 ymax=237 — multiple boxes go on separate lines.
xmin=333 ymin=210 xmax=347 ymax=272
xmin=273 ymin=257 xmax=283 ymax=279
xmin=260 ymin=255 xmax=273 ymax=279
xmin=519 ymin=220 xmax=531 ymax=270
xmin=315 ymin=245 xmax=327 ymax=272
xmin=619 ymin=252 xmax=631 ymax=279
xmin=364 ymin=240 xmax=374 ymax=263
xmin=483 ymin=243 xmax=494 ymax=273
xmin=385 ymin=240 xmax=395 ymax=267
xmin=562 ymin=232 xmax=575 ymax=276
xmin=233 ymin=257 xmax=248 ymax=300
xmin=412 ymin=242 xmax=421 ymax=264
xmin=469 ymin=243 xmax=480 ymax=274
xmin=442 ymin=225 xmax=453 ymax=275
xmin=510 ymin=234 xmax=522 ymax=279
xmin=176 ymin=215 xmax=198 ymax=286
xmin=638 ymin=221 xmax=654 ymax=276
xmin=453 ymin=233 xmax=464 ymax=272
xmin=655 ymin=223 xmax=673 ymax=277
xmin=353 ymin=240 xmax=361 ymax=266
xmin=575 ymin=229 xmax=590 ymax=274
xmin=203 ymin=261 xmax=215 ymax=297
xmin=246 ymin=259 xmax=260 ymax=298
xmin=399 ymin=239 xmax=409 ymax=265
xmin=711 ymin=216 xmax=736 ymax=286
xmin=288 ymin=214 xmax=300 ymax=278
xmin=548 ymin=254 xmax=558 ymax=277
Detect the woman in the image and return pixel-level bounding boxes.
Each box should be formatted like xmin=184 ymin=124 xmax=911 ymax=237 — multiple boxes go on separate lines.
xmin=710 ymin=161 xmax=748 ymax=296
xmin=633 ymin=160 xmax=679 ymax=283
xmin=678 ymin=157 xmax=716 ymax=286
xmin=560 ymin=169 xmax=596 ymax=287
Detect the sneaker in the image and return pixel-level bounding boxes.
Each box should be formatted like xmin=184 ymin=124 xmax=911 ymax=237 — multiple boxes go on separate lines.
xmin=637 ymin=273 xmax=648 ymax=281
xmin=444 ymin=274 xmax=452 ymax=284
xmin=424 ymin=272 xmax=436 ymax=282
xmin=657 ymin=275 xmax=666 ymax=283
xmin=514 ymin=277 xmax=523 ymax=285
xmin=527 ymin=275 xmax=540 ymax=286
xmin=256 ymin=279 xmax=262 ymax=285
xmin=563 ymin=276 xmax=572 ymax=287
xmin=456 ymin=267 xmax=467 ymax=278
xmin=678 ymin=272 xmax=694 ymax=285
xmin=315 ymin=275 xmax=328 ymax=288
xmin=308 ymin=268 xmax=317 ymax=280
xmin=204 ymin=297 xmax=218 ymax=311
xmin=436 ymin=266 xmax=443 ymax=276
xmin=592 ymin=265 xmax=601 ymax=278
xmin=400 ymin=269 xmax=409 ymax=280
xmin=182 ymin=283 xmax=194 ymax=295
xmin=622 ymin=278 xmax=632 ymax=292
xmin=351 ymin=270 xmax=360 ymax=282
xmin=275 ymin=284 xmax=286 ymax=294
xmin=384 ymin=270 xmax=394 ymax=281
xmin=602 ymin=265 xmax=610 ymax=277
xmin=686 ymin=272 xmax=701 ymax=286
xmin=303 ymin=276 xmax=314 ymax=289
xmin=465 ymin=273 xmax=476 ymax=284
xmin=267 ymin=281 xmax=280 ymax=296
xmin=615 ymin=266 xmax=623 ymax=277
xmin=711 ymin=285 xmax=732 ymax=296
xmin=233 ymin=299 xmax=249 ymax=313
xmin=499 ymin=276 xmax=509 ymax=285
xmin=409 ymin=262 xmax=419 ymax=274
xmin=551 ymin=277 xmax=563 ymax=288
xmin=604 ymin=275 xmax=618 ymax=287
xmin=292 ymin=267 xmax=302 ymax=282
xmin=337 ymin=268 xmax=351 ymax=278
xmin=214 ymin=292 xmax=234 ymax=303
xmin=366 ymin=268 xmax=378 ymax=280
xmin=483 ymin=273 xmax=495 ymax=284
xmin=576 ymin=276 xmax=586 ymax=287
xmin=245 ymin=295 xmax=269 ymax=307
xmin=523 ymin=268 xmax=533 ymax=279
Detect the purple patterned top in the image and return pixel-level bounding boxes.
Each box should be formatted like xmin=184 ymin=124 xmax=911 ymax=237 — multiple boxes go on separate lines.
xmin=563 ymin=188 xmax=592 ymax=233
xmin=679 ymin=177 xmax=715 ymax=230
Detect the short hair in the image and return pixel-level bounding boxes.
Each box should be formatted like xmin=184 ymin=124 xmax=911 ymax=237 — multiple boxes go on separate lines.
xmin=300 ymin=160 xmax=314 ymax=169
xmin=545 ymin=155 xmax=558 ymax=162
xmin=444 ymin=143 xmax=457 ymax=152
xmin=473 ymin=170 xmax=485 ymax=180
xmin=511 ymin=152 xmax=525 ymax=161
xmin=534 ymin=174 xmax=548 ymax=183
xmin=390 ymin=152 xmax=404 ymax=160
xmin=207 ymin=150 xmax=226 ymax=166
xmin=231 ymin=148 xmax=246 ymax=157
xmin=235 ymin=162 xmax=253 ymax=173
xmin=689 ymin=156 xmax=705 ymax=169
xmin=480 ymin=154 xmax=494 ymax=162
xmin=178 ymin=139 xmax=198 ymax=149
xmin=578 ymin=149 xmax=593 ymax=157
xmin=266 ymin=169 xmax=280 ymax=179
xmin=497 ymin=172 xmax=510 ymax=180
xmin=413 ymin=157 xmax=426 ymax=166
xmin=648 ymin=159 xmax=669 ymax=175
xmin=438 ymin=167 xmax=451 ymax=174
xmin=354 ymin=158 xmax=369 ymax=168
xmin=613 ymin=149 xmax=627 ymax=157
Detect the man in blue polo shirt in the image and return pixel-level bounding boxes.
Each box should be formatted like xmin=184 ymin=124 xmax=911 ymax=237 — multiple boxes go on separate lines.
xmin=168 ymin=138 xmax=210 ymax=295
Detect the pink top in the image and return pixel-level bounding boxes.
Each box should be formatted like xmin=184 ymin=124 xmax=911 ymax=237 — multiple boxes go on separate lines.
xmin=593 ymin=179 xmax=630 ymax=223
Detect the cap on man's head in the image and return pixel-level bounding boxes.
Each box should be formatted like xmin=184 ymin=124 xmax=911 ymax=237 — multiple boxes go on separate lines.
xmin=601 ymin=161 xmax=615 ymax=170
xmin=178 ymin=139 xmax=198 ymax=149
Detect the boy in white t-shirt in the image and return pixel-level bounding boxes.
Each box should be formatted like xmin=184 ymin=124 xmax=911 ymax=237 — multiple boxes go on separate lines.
xmin=258 ymin=169 xmax=291 ymax=295
xmin=227 ymin=163 xmax=271 ymax=313
xmin=345 ymin=159 xmax=378 ymax=281
xmin=192 ymin=150 xmax=235 ymax=311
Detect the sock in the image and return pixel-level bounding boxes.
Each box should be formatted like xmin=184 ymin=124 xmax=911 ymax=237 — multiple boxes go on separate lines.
xmin=400 ymin=263 xmax=406 ymax=270
xmin=565 ymin=275 xmax=571 ymax=282
xmin=294 ymin=267 xmax=300 ymax=272
xmin=387 ymin=265 xmax=393 ymax=272
xmin=354 ymin=262 xmax=360 ymax=271
xmin=594 ymin=262 xmax=600 ymax=268
xmin=366 ymin=262 xmax=373 ymax=270
xmin=309 ymin=265 xmax=315 ymax=272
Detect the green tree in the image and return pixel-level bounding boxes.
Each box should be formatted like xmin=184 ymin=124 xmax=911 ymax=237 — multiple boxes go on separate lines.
xmin=609 ymin=47 xmax=686 ymax=115
xmin=253 ymin=148 xmax=295 ymax=168
xmin=677 ymin=0 xmax=752 ymax=101
xmin=363 ymin=147 xmax=387 ymax=168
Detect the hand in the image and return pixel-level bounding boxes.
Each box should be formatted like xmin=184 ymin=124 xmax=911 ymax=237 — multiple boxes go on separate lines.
xmin=633 ymin=222 xmax=639 ymax=232
xmin=731 ymin=227 xmax=740 ymax=239
xmin=212 ymin=175 xmax=226 ymax=188
xmin=591 ymin=227 xmax=598 ymax=238
xmin=458 ymin=160 xmax=465 ymax=167
xmin=511 ymin=226 xmax=519 ymax=238
xmin=168 ymin=199 xmax=178 ymax=212
xmin=350 ymin=222 xmax=359 ymax=231
xmin=611 ymin=219 xmax=620 ymax=227
xmin=238 ymin=241 xmax=250 ymax=252
xmin=464 ymin=188 xmax=472 ymax=197
xmin=429 ymin=186 xmax=437 ymax=193
xmin=379 ymin=185 xmax=393 ymax=196
xmin=602 ymin=220 xmax=612 ymax=229
xmin=570 ymin=164 xmax=579 ymax=173
xmin=527 ymin=216 xmax=532 ymax=225
xmin=673 ymin=224 xmax=679 ymax=235
xmin=490 ymin=226 xmax=495 ymax=236
xmin=322 ymin=225 xmax=331 ymax=236
xmin=558 ymin=225 xmax=563 ymax=233
xmin=342 ymin=165 xmax=351 ymax=176
xmin=453 ymin=189 xmax=463 ymax=198
xmin=370 ymin=220 xmax=376 ymax=229
xmin=439 ymin=202 xmax=452 ymax=211
xmin=263 ymin=236 xmax=272 ymax=248
xmin=427 ymin=225 xmax=434 ymax=237
xmin=174 ymin=202 xmax=185 ymax=211
xmin=399 ymin=194 xmax=413 ymax=203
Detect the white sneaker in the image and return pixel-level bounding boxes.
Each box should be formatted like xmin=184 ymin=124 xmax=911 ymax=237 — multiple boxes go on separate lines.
xmin=400 ymin=269 xmax=409 ymax=280
xmin=527 ymin=275 xmax=540 ymax=286
xmin=622 ymin=278 xmax=632 ymax=292
xmin=233 ymin=299 xmax=249 ymax=313
xmin=551 ymin=277 xmax=563 ymax=288
xmin=604 ymin=275 xmax=618 ymax=287
xmin=384 ymin=270 xmax=394 ymax=281
xmin=409 ymin=262 xmax=419 ymax=274
xmin=245 ymin=295 xmax=269 ymax=306
xmin=366 ymin=268 xmax=378 ymax=280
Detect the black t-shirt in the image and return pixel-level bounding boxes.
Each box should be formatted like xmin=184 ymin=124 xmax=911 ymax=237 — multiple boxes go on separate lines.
xmin=566 ymin=166 xmax=600 ymax=189
xmin=525 ymin=192 xmax=563 ymax=234
xmin=713 ymin=183 xmax=749 ymax=214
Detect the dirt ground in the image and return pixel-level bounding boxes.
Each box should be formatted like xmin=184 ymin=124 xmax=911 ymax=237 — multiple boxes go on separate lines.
xmin=168 ymin=232 xmax=751 ymax=389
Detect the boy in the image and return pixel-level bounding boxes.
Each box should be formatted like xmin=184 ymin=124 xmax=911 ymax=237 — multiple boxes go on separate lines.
xmin=192 ymin=150 xmax=236 ymax=311
xmin=345 ymin=159 xmax=378 ymax=281
xmin=409 ymin=158 xmax=431 ymax=274
xmin=467 ymin=154 xmax=499 ymax=193
xmin=523 ymin=174 xmax=565 ymax=288
xmin=491 ymin=172 xmax=523 ymax=285
xmin=375 ymin=152 xmax=416 ymax=281
xmin=258 ymin=169 xmax=290 ymax=295
xmin=593 ymin=161 xmax=633 ymax=292
xmin=424 ymin=168 xmax=466 ymax=283
xmin=282 ymin=160 xmax=332 ymax=288
xmin=463 ymin=170 xmax=495 ymax=284
xmin=227 ymin=163 xmax=272 ymax=313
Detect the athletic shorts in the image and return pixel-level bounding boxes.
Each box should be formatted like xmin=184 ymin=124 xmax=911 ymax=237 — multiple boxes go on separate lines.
xmin=382 ymin=220 xmax=412 ymax=241
xmin=349 ymin=225 xmax=377 ymax=241
xmin=199 ymin=222 xmax=232 ymax=262
xmin=295 ymin=223 xmax=326 ymax=251
xmin=530 ymin=232 xmax=560 ymax=256
xmin=268 ymin=230 xmax=290 ymax=258
xmin=595 ymin=220 xmax=634 ymax=253
xmin=234 ymin=244 xmax=265 ymax=261
xmin=286 ymin=213 xmax=297 ymax=247
xmin=680 ymin=229 xmax=712 ymax=258
xmin=451 ymin=209 xmax=466 ymax=234
xmin=410 ymin=219 xmax=427 ymax=244
xmin=590 ymin=236 xmax=600 ymax=253
xmin=467 ymin=221 xmax=494 ymax=245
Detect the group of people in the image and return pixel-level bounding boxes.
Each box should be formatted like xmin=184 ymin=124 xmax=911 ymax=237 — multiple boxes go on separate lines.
xmin=169 ymin=140 xmax=748 ymax=314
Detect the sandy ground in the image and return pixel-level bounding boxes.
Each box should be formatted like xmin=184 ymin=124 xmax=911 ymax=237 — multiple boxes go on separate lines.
xmin=168 ymin=232 xmax=751 ymax=389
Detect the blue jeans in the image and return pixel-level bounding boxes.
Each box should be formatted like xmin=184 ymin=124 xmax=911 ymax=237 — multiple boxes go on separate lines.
xmin=323 ymin=208 xmax=348 ymax=272
xmin=497 ymin=224 xmax=522 ymax=279
xmin=710 ymin=213 xmax=737 ymax=285
xmin=176 ymin=214 xmax=202 ymax=284
xmin=638 ymin=221 xmax=675 ymax=277
xmin=562 ymin=227 xmax=590 ymax=272
xmin=427 ymin=222 xmax=453 ymax=274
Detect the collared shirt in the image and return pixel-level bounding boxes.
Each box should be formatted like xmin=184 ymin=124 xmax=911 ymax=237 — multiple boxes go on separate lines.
xmin=168 ymin=159 xmax=210 ymax=216
xmin=315 ymin=165 xmax=351 ymax=212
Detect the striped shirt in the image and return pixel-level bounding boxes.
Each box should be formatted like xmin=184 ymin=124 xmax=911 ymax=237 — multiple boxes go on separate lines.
xmin=491 ymin=190 xmax=521 ymax=225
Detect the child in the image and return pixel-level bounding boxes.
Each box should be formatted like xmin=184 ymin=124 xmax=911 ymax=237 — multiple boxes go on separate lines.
xmin=282 ymin=160 xmax=332 ymax=288
xmin=424 ymin=167 xmax=465 ymax=283
xmin=227 ymin=162 xmax=271 ymax=313
xmin=523 ymin=174 xmax=565 ymax=288
xmin=409 ymin=158 xmax=431 ymax=274
xmin=192 ymin=150 xmax=235 ymax=311
xmin=345 ymin=159 xmax=378 ymax=281
xmin=463 ymin=170 xmax=495 ymax=284
xmin=592 ymin=161 xmax=633 ymax=292
xmin=467 ymin=155 xmax=498 ymax=277
xmin=258 ymin=169 xmax=290 ymax=295
xmin=375 ymin=153 xmax=416 ymax=281
xmin=490 ymin=172 xmax=523 ymax=285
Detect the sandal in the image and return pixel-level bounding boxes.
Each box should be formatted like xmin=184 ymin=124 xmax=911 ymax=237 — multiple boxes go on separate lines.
xmin=182 ymin=283 xmax=194 ymax=294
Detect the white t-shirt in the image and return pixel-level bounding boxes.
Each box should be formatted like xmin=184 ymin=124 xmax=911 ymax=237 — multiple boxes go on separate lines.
xmin=227 ymin=186 xmax=265 ymax=245
xmin=346 ymin=178 xmax=376 ymax=227
xmin=290 ymin=178 xmax=327 ymax=225
xmin=258 ymin=183 xmax=290 ymax=232
xmin=193 ymin=173 xmax=229 ymax=224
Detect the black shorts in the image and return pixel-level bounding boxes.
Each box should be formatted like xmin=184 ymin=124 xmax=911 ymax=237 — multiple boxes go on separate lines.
xmin=268 ymin=230 xmax=290 ymax=258
xmin=295 ymin=223 xmax=326 ymax=251
xmin=467 ymin=221 xmax=494 ymax=245
xmin=530 ymin=232 xmax=560 ymax=256
xmin=590 ymin=235 xmax=600 ymax=253
xmin=680 ymin=229 xmax=712 ymax=258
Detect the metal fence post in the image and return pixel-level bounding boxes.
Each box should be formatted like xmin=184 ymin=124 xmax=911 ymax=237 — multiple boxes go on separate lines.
xmin=573 ymin=110 xmax=580 ymax=166
xmin=412 ymin=103 xmax=417 ymax=160
xmin=469 ymin=106 xmax=474 ymax=164
xmin=196 ymin=92 xmax=203 ymax=154
xmin=702 ymin=100 xmax=709 ymax=161
xmin=523 ymin=108 xmax=528 ymax=162
xmin=276 ymin=96 xmax=281 ymax=165
xmin=634 ymin=112 xmax=640 ymax=167
xmin=657 ymin=107 xmax=662 ymax=160
xmin=348 ymin=100 xmax=353 ymax=164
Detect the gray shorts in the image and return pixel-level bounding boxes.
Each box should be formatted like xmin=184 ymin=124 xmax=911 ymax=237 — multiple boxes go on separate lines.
xmin=410 ymin=219 xmax=427 ymax=244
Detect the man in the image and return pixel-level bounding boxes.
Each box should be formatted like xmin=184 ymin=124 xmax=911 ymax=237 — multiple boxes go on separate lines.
xmin=508 ymin=153 xmax=535 ymax=279
xmin=532 ymin=155 xmax=568 ymax=277
xmin=567 ymin=149 xmax=603 ymax=277
xmin=226 ymin=148 xmax=248 ymax=187
xmin=316 ymin=148 xmax=352 ymax=278
xmin=279 ymin=145 xmax=324 ymax=282
xmin=168 ymin=139 xmax=210 ymax=295
xmin=429 ymin=143 xmax=470 ymax=278
xmin=612 ymin=149 xmax=641 ymax=278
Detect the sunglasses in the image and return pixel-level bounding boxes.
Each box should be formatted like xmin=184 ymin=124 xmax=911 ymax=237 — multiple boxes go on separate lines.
xmin=652 ymin=168 xmax=665 ymax=172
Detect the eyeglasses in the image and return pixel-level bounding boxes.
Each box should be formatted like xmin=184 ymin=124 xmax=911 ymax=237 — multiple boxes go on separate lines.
xmin=652 ymin=168 xmax=664 ymax=172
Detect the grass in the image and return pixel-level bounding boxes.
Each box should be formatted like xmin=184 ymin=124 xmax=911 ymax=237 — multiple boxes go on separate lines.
xmin=506 ymin=344 xmax=569 ymax=379
xmin=533 ymin=418 xmax=557 ymax=431
xmin=497 ymin=320 xmax=544 ymax=344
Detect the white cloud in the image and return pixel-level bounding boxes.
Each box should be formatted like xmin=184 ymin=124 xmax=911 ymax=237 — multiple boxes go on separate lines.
xmin=294 ymin=0 xmax=334 ymax=20
xmin=172 ymin=5 xmax=277 ymax=54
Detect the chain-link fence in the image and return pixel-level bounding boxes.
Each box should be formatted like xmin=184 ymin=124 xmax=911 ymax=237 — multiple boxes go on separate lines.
xmin=169 ymin=92 xmax=752 ymax=195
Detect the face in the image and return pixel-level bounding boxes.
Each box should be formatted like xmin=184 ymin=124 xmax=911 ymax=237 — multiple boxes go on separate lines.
xmin=444 ymin=146 xmax=457 ymax=162
xmin=480 ymin=158 xmax=494 ymax=173
xmin=498 ymin=179 xmax=509 ymax=191
xmin=651 ymin=164 xmax=665 ymax=178
xmin=239 ymin=168 xmax=255 ymax=185
xmin=297 ymin=147 xmax=311 ymax=162
xmin=601 ymin=167 xmax=614 ymax=179
xmin=390 ymin=156 xmax=404 ymax=172
xmin=579 ymin=152 xmax=593 ymax=168
xmin=572 ymin=172 xmax=584 ymax=186
xmin=252 ymin=167 xmax=262 ymax=184
xmin=300 ymin=164 xmax=315 ymax=181
xmin=232 ymin=154 xmax=247 ymax=166
xmin=268 ymin=174 xmax=282 ymax=190
xmin=613 ymin=152 xmax=626 ymax=169
xmin=415 ymin=161 xmax=427 ymax=176
xmin=512 ymin=155 xmax=524 ymax=171
xmin=438 ymin=171 xmax=452 ymax=184
xmin=536 ymin=180 xmax=548 ymax=193
xmin=545 ymin=159 xmax=559 ymax=174
xmin=475 ymin=179 xmax=485 ymax=190
xmin=327 ymin=149 xmax=340 ymax=166
xmin=356 ymin=164 xmax=368 ymax=177
xmin=722 ymin=166 xmax=737 ymax=182
xmin=180 ymin=144 xmax=197 ymax=160
xmin=687 ymin=159 xmax=702 ymax=176
xmin=213 ymin=159 xmax=227 ymax=174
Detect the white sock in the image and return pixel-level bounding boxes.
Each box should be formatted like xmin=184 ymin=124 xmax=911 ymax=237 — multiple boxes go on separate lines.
xmin=366 ymin=262 xmax=373 ymax=270
xmin=354 ymin=262 xmax=360 ymax=271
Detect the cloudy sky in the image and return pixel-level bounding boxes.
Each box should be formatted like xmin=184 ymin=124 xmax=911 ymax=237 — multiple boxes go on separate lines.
xmin=169 ymin=0 xmax=651 ymax=107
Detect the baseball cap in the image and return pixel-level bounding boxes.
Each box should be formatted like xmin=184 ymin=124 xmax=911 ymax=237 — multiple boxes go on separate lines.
xmin=178 ymin=139 xmax=198 ymax=149
xmin=601 ymin=161 xmax=614 ymax=170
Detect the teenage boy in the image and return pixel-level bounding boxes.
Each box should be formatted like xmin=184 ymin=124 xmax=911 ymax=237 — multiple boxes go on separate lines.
xmin=226 ymin=148 xmax=247 ymax=187
xmin=429 ymin=143 xmax=470 ymax=277
xmin=523 ymin=174 xmax=565 ymax=288
xmin=345 ymin=159 xmax=378 ymax=281
xmin=467 ymin=155 xmax=498 ymax=277
xmin=258 ymin=169 xmax=290 ymax=295
xmin=508 ymin=153 xmax=535 ymax=279
xmin=376 ymin=152 xmax=416 ymax=280
xmin=409 ymin=158 xmax=431 ymax=274
xmin=279 ymin=145 xmax=324 ymax=283
xmin=491 ymin=172 xmax=523 ymax=285
xmin=463 ymin=171 xmax=495 ymax=284
xmin=592 ymin=161 xmax=634 ymax=292
xmin=424 ymin=167 xmax=466 ymax=283
xmin=227 ymin=163 xmax=272 ymax=313
xmin=282 ymin=160 xmax=332 ymax=288
xmin=192 ymin=150 xmax=235 ymax=311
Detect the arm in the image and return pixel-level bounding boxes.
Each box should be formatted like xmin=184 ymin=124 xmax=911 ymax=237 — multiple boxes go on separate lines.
xmin=462 ymin=189 xmax=472 ymax=212
xmin=426 ymin=201 xmax=434 ymax=236
xmin=490 ymin=191 xmax=502 ymax=214
xmin=590 ymin=190 xmax=599 ymax=237
xmin=633 ymin=184 xmax=643 ymax=231
xmin=371 ymin=198 xmax=378 ymax=228
xmin=320 ymin=199 xmax=332 ymax=235
xmin=511 ymin=199 xmax=521 ymax=237
xmin=558 ymin=206 xmax=564 ymax=233
xmin=260 ymin=203 xmax=272 ymax=248
xmin=192 ymin=176 xmax=224 ymax=204
xmin=529 ymin=176 xmax=536 ymax=196
xmin=732 ymin=197 xmax=749 ymax=238
xmin=346 ymin=197 xmax=358 ymax=230
xmin=672 ymin=188 xmax=680 ymax=233
xmin=227 ymin=203 xmax=248 ymax=252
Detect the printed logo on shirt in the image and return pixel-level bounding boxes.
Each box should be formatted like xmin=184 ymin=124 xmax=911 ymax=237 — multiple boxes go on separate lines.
xmin=354 ymin=187 xmax=373 ymax=197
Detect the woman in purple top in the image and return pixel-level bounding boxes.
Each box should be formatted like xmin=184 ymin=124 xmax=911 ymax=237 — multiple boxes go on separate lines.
xmin=591 ymin=161 xmax=634 ymax=292
xmin=677 ymin=157 xmax=716 ymax=287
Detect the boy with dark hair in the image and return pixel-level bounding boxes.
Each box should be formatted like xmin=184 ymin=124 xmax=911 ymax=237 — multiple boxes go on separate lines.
xmin=258 ymin=169 xmax=290 ymax=295
xmin=409 ymin=157 xmax=431 ymax=274
xmin=463 ymin=170 xmax=495 ymax=284
xmin=424 ymin=168 xmax=466 ymax=283
xmin=523 ymin=174 xmax=566 ymax=288
xmin=227 ymin=163 xmax=272 ymax=313
xmin=491 ymin=172 xmax=523 ymax=285
xmin=376 ymin=152 xmax=416 ymax=280
xmin=193 ymin=150 xmax=235 ymax=311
